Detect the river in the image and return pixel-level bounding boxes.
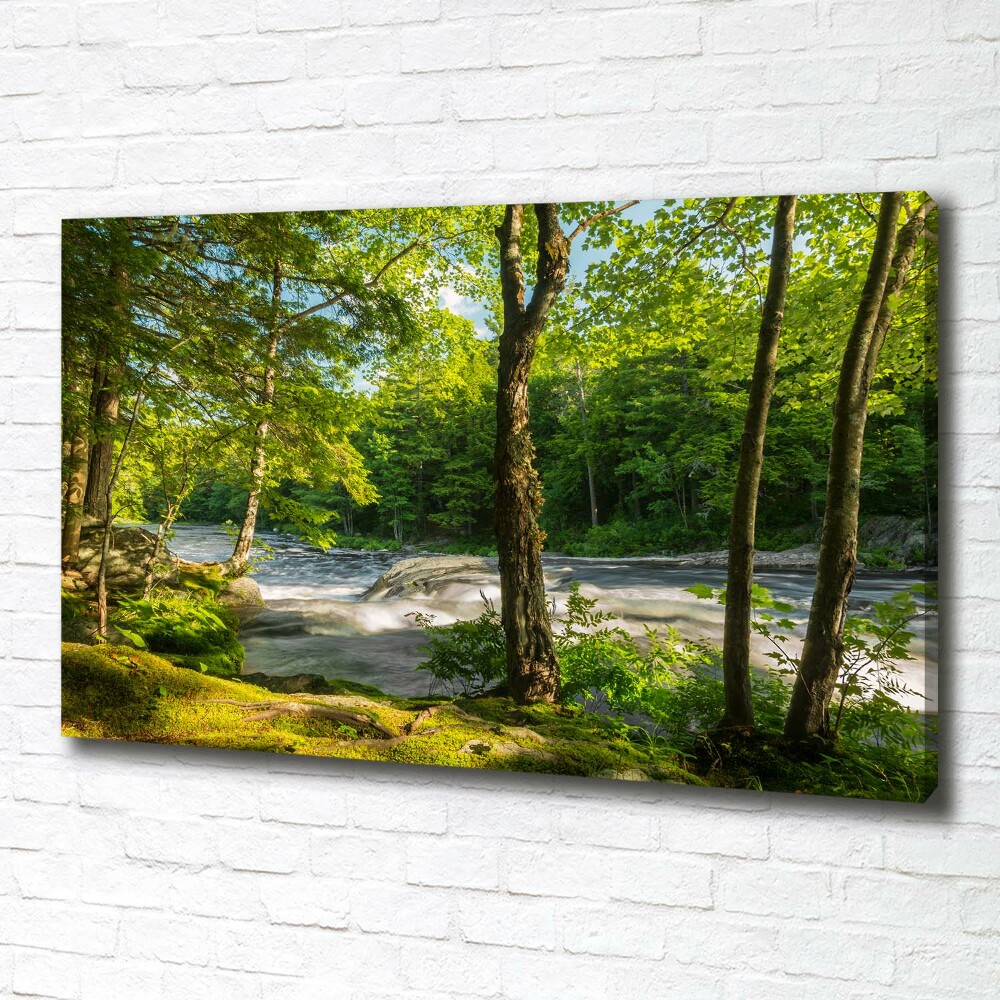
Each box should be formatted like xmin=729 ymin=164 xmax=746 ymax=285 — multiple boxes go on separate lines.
xmin=162 ymin=524 xmax=938 ymax=712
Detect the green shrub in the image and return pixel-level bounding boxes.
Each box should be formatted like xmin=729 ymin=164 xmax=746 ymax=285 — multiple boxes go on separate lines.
xmin=410 ymin=595 xmax=506 ymax=696
xmin=111 ymin=593 xmax=244 ymax=677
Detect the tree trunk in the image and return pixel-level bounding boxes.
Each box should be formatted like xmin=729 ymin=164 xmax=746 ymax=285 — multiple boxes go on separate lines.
xmin=494 ymin=204 xmax=568 ymax=703
xmin=83 ymin=349 xmax=121 ymax=522
xmin=721 ymin=194 xmax=797 ymax=730
xmin=62 ymin=402 xmax=90 ymax=570
xmin=224 ymin=261 xmax=282 ymax=577
xmin=784 ymin=194 xmax=932 ymax=740
xmin=84 ymin=232 xmax=131 ymax=522
xmin=574 ymin=359 xmax=599 ymax=527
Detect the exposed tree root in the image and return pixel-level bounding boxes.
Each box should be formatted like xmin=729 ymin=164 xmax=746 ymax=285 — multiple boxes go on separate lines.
xmin=201 ymin=699 xmax=395 ymax=738
xmin=404 ymin=703 xmax=480 ymax=734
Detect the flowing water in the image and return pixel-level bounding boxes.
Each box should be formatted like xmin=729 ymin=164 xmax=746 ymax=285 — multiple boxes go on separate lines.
xmin=163 ymin=524 xmax=938 ymax=711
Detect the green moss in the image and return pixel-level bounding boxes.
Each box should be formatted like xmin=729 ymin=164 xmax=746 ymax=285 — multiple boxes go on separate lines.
xmin=176 ymin=564 xmax=226 ymax=597
xmin=60 ymin=643 xmax=708 ymax=783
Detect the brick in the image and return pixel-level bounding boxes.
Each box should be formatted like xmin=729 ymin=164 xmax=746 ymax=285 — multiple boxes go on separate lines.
xmin=215 ymin=923 xmax=306 ymax=976
xmin=260 ymin=874 xmax=349 ymax=928
xmin=960 ymin=883 xmax=1000 ymax=934
xmin=125 ymin=816 xmax=220 ymax=867
xmin=400 ymin=940 xmax=502 ymax=997
xmin=610 ymin=851 xmax=714 ymax=909
xmin=563 ymin=903 xmax=666 ymax=959
xmin=826 ymin=109 xmax=939 ymax=161
xmin=599 ymin=9 xmax=702 ymax=59
xmin=887 ymin=827 xmax=1000 ymax=877
xmin=827 ymin=0 xmax=944 ymax=47
xmin=0 ymin=900 xmax=119 ymax=957
xmin=79 ymin=2 xmax=159 ymax=45
xmin=496 ymin=17 xmax=597 ymax=68
xmin=9 ymin=850 xmax=80 ymax=900
xmin=160 ymin=0 xmax=255 ymax=37
xmin=13 ymin=949 xmax=79 ymax=1000
xmin=838 ymin=871 xmax=958 ymax=929
xmin=79 ymin=958 xmax=166 ymax=1000
xmin=350 ymin=788 xmax=448 ymax=834
xmin=351 ymin=881 xmax=451 ymax=938
xmin=307 ymin=30 xmax=400 ymax=77
xmin=258 ymin=0 xmax=344 ymax=32
xmin=767 ymin=56 xmax=881 ymax=105
xmin=459 ymin=891 xmax=557 ymax=950
xmin=709 ymin=2 xmax=816 ymax=54
xmin=80 ymin=92 xmax=169 ymax=138
xmin=0 ymin=51 xmax=52 ymax=96
xmin=345 ymin=0 xmax=440 ymax=27
xmin=406 ymin=835 xmax=499 ymax=889
xmin=600 ymin=118 xmax=708 ymax=167
xmin=883 ymin=52 xmax=996 ymax=104
xmin=771 ymin=817 xmax=884 ymax=868
xmin=558 ymin=804 xmax=658 ymax=850
xmin=781 ymin=925 xmax=895 ymax=983
xmin=401 ymin=22 xmax=492 ymax=72
xmin=448 ymin=792 xmax=553 ymax=841
xmin=713 ymin=113 xmax=823 ymax=163
xmin=255 ymin=81 xmax=345 ymax=131
xmin=450 ymin=68 xmax=549 ymax=121
xmin=13 ymin=3 xmax=74 ymax=48
xmin=944 ymin=0 xmax=1000 ymax=41
xmin=396 ymin=127 xmax=494 ymax=174
xmin=505 ymin=844 xmax=612 ymax=898
xmin=170 ymin=867 xmax=263 ymax=920
xmin=553 ymin=66 xmax=657 ymax=117
xmin=346 ymin=77 xmax=446 ymax=126
xmin=215 ymin=38 xmax=305 ymax=84
xmin=720 ymin=864 xmax=831 ymax=918
xmin=310 ymin=831 xmax=407 ymax=881
xmin=120 ymin=911 xmax=217 ymax=966
xmin=217 ymin=820 xmax=308 ymax=873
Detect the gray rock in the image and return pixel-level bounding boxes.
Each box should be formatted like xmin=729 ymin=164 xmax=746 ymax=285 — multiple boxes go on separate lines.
xmin=362 ymin=555 xmax=496 ymax=600
xmin=74 ymin=521 xmax=178 ymax=590
xmin=218 ymin=577 xmax=265 ymax=619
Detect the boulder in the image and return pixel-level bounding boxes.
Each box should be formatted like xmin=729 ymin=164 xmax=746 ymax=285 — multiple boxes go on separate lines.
xmin=218 ymin=576 xmax=265 ymax=619
xmin=362 ymin=554 xmax=496 ymax=600
xmin=74 ymin=522 xmax=178 ymax=591
xmin=662 ymin=544 xmax=820 ymax=570
xmin=857 ymin=516 xmax=935 ymax=565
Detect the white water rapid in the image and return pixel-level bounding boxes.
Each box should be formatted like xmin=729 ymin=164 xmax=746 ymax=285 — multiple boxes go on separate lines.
xmin=162 ymin=524 xmax=938 ymax=711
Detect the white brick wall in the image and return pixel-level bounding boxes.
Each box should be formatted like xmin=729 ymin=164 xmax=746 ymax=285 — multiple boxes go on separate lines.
xmin=1 ymin=0 xmax=997 ymax=995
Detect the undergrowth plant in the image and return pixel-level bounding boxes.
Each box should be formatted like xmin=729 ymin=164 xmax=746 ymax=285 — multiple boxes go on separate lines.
xmin=410 ymin=578 xmax=937 ymax=799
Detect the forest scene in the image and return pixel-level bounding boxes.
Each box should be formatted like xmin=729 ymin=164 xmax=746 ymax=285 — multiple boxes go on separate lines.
xmin=60 ymin=192 xmax=938 ymax=801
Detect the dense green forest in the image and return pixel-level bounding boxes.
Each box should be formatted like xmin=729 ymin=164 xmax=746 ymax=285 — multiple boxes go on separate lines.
xmin=61 ymin=194 xmax=938 ymax=799
xmin=96 ymin=198 xmax=935 ymax=560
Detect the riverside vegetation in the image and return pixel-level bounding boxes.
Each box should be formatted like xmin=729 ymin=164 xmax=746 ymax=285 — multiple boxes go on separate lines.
xmin=61 ymin=194 xmax=937 ymax=800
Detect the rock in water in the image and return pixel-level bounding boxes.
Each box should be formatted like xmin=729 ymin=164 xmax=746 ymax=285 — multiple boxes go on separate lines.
xmin=362 ymin=555 xmax=497 ymax=600
xmin=218 ymin=577 xmax=265 ymax=618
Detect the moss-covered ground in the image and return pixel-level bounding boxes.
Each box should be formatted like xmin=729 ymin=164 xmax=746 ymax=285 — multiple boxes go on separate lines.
xmin=61 ymin=643 xmax=706 ymax=783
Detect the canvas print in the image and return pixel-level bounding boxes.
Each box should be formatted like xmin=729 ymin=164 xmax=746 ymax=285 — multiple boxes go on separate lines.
xmin=61 ymin=194 xmax=938 ymax=800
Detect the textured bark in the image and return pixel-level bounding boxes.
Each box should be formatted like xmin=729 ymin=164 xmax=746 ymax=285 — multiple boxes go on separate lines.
xmin=83 ymin=348 xmax=121 ymax=522
xmin=721 ymin=195 xmax=797 ymax=731
xmin=83 ymin=235 xmax=131 ymax=522
xmin=224 ymin=261 xmax=282 ymax=577
xmin=62 ymin=381 xmax=90 ymax=570
xmin=494 ymin=205 xmax=568 ymax=703
xmin=573 ymin=360 xmax=599 ymax=527
xmin=784 ymin=193 xmax=932 ymax=740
